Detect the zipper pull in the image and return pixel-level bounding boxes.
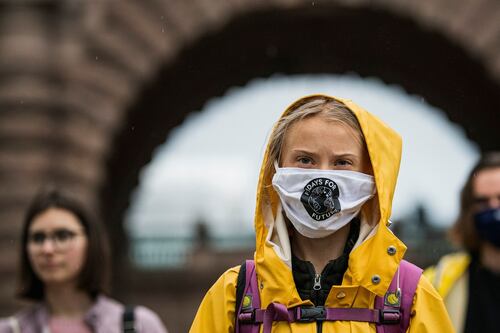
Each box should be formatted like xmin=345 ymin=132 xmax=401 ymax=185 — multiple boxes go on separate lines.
xmin=313 ymin=274 xmax=321 ymax=290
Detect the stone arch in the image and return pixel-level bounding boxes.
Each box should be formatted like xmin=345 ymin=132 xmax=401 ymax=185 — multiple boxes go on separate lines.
xmin=1 ymin=0 xmax=500 ymax=328
xmin=96 ymin=6 xmax=500 ymax=329
xmin=103 ymin=1 xmax=500 ymax=260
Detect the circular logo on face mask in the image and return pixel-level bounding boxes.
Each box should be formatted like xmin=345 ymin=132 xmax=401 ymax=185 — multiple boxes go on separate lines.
xmin=300 ymin=178 xmax=341 ymax=221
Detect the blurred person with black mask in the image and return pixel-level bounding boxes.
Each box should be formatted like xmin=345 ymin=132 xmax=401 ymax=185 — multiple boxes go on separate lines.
xmin=425 ymin=152 xmax=500 ymax=333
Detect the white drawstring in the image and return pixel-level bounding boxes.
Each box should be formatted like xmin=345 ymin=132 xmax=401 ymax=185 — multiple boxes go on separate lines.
xmin=396 ymin=266 xmax=401 ymax=297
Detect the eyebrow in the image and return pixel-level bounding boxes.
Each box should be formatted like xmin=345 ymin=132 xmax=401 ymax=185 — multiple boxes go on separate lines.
xmin=333 ymin=153 xmax=359 ymax=159
xmin=291 ymin=149 xmax=359 ymax=159
xmin=29 ymin=227 xmax=81 ymax=234
xmin=291 ymin=149 xmax=318 ymax=156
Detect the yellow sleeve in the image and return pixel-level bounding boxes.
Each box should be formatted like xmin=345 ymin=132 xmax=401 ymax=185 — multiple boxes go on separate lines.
xmin=407 ymin=274 xmax=455 ymax=333
xmin=422 ymin=266 xmax=436 ymax=285
xmin=189 ymin=266 xmax=240 ymax=333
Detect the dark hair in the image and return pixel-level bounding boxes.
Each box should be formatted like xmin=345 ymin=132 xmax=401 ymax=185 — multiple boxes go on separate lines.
xmin=18 ymin=188 xmax=110 ymax=300
xmin=450 ymin=152 xmax=500 ymax=252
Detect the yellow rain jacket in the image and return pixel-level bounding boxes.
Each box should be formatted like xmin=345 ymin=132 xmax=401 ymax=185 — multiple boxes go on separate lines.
xmin=424 ymin=252 xmax=470 ymax=333
xmin=190 ymin=95 xmax=454 ymax=333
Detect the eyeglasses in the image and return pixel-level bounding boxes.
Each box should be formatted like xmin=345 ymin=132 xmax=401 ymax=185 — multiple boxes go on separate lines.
xmin=28 ymin=228 xmax=85 ymax=252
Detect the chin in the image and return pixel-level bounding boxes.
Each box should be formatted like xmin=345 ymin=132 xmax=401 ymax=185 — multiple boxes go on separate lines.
xmin=39 ymin=271 xmax=76 ymax=286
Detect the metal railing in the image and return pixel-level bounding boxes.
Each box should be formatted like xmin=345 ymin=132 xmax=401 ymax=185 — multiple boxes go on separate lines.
xmin=130 ymin=235 xmax=255 ymax=269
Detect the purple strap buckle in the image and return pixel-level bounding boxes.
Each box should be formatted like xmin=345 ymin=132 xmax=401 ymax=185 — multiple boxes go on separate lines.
xmin=379 ymin=309 xmax=401 ymax=325
xmin=238 ymin=311 xmax=255 ymax=323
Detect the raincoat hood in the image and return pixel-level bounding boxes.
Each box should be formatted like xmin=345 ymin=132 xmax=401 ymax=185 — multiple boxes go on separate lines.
xmin=254 ymin=94 xmax=406 ymax=309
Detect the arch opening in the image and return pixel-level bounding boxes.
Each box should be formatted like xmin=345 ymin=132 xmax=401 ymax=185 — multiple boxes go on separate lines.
xmin=102 ymin=4 xmax=500 ymax=272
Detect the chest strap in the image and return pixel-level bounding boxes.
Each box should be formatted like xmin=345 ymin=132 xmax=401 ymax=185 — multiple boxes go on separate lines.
xmin=239 ymin=303 xmax=400 ymax=333
xmin=236 ymin=259 xmax=422 ymax=333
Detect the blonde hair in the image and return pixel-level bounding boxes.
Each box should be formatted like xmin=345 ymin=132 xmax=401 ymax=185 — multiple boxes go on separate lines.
xmin=265 ymin=96 xmax=366 ymax=176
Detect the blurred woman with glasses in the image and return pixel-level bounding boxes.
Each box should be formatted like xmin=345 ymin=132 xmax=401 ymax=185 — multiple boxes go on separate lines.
xmin=0 ymin=189 xmax=168 ymax=333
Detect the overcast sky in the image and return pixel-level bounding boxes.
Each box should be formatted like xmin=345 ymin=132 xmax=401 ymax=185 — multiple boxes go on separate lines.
xmin=126 ymin=74 xmax=480 ymax=237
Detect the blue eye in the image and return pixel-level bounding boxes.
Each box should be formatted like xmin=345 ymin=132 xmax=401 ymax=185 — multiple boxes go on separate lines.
xmin=335 ymin=160 xmax=353 ymax=167
xmin=297 ymin=157 xmax=313 ymax=165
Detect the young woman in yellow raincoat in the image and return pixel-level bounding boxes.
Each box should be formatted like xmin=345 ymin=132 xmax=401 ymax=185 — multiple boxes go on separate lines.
xmin=190 ymin=94 xmax=453 ymax=333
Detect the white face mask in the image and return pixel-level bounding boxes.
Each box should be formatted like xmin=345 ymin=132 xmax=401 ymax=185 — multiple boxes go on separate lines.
xmin=272 ymin=166 xmax=376 ymax=238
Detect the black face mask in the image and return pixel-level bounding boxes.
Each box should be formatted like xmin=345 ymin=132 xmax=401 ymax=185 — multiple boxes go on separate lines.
xmin=474 ymin=208 xmax=500 ymax=248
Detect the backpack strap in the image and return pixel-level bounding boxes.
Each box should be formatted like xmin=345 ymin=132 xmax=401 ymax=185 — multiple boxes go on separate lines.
xmin=245 ymin=303 xmax=406 ymax=333
xmin=235 ymin=261 xmax=247 ymax=318
xmin=235 ymin=260 xmax=261 ymax=333
xmin=7 ymin=316 xmax=20 ymax=333
xmin=374 ymin=259 xmax=423 ymax=333
xmin=235 ymin=259 xmax=422 ymax=333
xmin=122 ymin=305 xmax=136 ymax=333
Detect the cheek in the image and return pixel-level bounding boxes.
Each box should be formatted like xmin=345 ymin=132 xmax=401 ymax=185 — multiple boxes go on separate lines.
xmin=27 ymin=247 xmax=42 ymax=272
xmin=363 ymin=159 xmax=374 ymax=175
xmin=279 ymin=148 xmax=292 ymax=166
xmin=359 ymin=149 xmax=373 ymax=175
xmin=279 ymin=134 xmax=296 ymax=167
xmin=66 ymin=243 xmax=88 ymax=273
xmin=281 ymin=156 xmax=293 ymax=167
xmin=280 ymin=147 xmax=302 ymax=168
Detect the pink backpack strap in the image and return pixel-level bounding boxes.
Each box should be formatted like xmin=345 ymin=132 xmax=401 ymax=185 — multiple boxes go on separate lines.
xmin=235 ymin=260 xmax=261 ymax=333
xmin=236 ymin=259 xmax=422 ymax=333
xmin=374 ymin=259 xmax=422 ymax=333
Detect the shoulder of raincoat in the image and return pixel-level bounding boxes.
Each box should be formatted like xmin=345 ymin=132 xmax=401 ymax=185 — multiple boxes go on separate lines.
xmin=190 ymin=94 xmax=454 ymax=333
xmin=424 ymin=251 xmax=470 ymax=333
xmin=0 ymin=294 xmax=168 ymax=333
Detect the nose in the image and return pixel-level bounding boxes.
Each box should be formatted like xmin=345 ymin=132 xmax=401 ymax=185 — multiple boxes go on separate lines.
xmin=317 ymin=161 xmax=331 ymax=170
xmin=40 ymin=238 xmax=56 ymax=253
xmin=488 ymin=197 xmax=500 ymax=209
